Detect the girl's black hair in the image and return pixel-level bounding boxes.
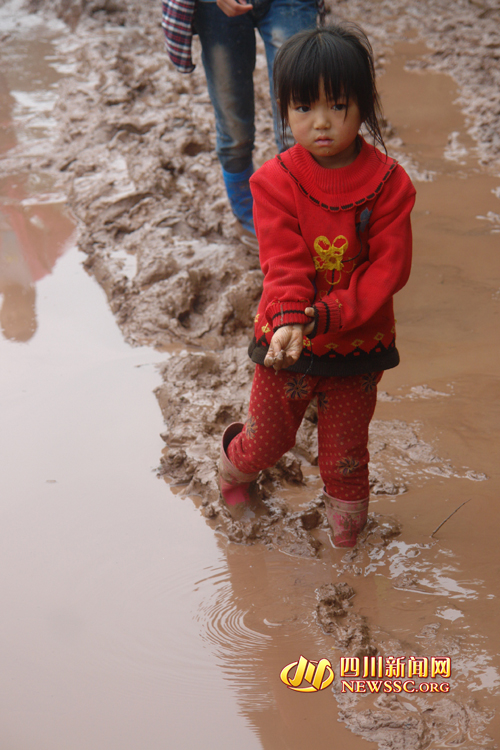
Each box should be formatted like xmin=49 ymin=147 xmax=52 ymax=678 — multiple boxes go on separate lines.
xmin=274 ymin=23 xmax=385 ymax=152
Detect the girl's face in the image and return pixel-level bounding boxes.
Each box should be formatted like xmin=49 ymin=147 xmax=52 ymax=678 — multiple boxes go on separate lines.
xmin=287 ymin=80 xmax=363 ymax=169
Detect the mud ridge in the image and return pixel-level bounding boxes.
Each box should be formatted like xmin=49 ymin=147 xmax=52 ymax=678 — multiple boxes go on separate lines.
xmin=317 ymin=571 xmax=494 ymax=748
xmin=337 ymin=692 xmax=493 ymax=750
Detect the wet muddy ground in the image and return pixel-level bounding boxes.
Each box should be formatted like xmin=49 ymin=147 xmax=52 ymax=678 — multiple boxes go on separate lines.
xmin=2 ymin=0 xmax=500 ymax=747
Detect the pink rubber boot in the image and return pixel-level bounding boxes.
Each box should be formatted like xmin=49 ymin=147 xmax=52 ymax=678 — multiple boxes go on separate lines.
xmin=218 ymin=423 xmax=259 ymax=506
xmin=323 ymin=490 xmax=369 ymax=548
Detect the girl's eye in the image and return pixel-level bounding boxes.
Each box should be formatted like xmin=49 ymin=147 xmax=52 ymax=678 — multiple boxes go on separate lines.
xmin=332 ymin=103 xmax=347 ymax=112
xmin=295 ymin=105 xmax=310 ymax=113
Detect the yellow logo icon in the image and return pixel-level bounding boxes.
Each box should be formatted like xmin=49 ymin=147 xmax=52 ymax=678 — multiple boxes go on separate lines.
xmin=280 ymin=656 xmax=334 ymax=693
xmin=313 ymin=235 xmax=348 ymax=273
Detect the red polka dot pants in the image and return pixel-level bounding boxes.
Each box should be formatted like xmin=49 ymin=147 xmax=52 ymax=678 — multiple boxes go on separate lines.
xmin=227 ymin=365 xmax=383 ymax=502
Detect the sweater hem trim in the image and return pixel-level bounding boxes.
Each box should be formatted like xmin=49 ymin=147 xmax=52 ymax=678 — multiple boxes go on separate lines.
xmin=248 ymin=338 xmax=400 ymax=377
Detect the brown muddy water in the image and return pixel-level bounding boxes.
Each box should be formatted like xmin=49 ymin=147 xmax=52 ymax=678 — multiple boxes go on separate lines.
xmin=2 ymin=2 xmax=500 ymax=749
xmin=0 ymin=9 xmax=267 ymax=750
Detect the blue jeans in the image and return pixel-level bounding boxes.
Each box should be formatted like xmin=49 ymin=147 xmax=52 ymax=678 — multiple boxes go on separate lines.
xmin=193 ymin=0 xmax=318 ymax=174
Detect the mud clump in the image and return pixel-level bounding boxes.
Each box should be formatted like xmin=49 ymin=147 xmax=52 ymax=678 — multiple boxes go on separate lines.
xmin=197 ymin=490 xmax=324 ymax=558
xmin=356 ymin=514 xmax=403 ymax=552
xmin=155 ymin=347 xmax=253 ymax=493
xmin=220 ymin=489 xmax=324 ymax=557
xmin=316 ymin=583 xmax=377 ymax=658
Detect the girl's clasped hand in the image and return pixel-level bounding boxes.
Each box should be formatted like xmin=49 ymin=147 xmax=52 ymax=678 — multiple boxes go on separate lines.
xmin=264 ymin=307 xmax=315 ymax=371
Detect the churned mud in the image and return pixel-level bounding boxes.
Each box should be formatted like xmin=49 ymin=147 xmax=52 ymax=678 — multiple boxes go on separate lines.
xmin=13 ymin=0 xmax=500 ymax=747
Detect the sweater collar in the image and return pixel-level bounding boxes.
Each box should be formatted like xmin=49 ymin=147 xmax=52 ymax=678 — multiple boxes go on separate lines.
xmin=278 ymin=138 xmax=397 ymax=211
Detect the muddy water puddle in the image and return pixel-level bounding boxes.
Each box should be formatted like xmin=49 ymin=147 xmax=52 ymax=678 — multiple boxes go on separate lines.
xmin=0 ymin=14 xmax=264 ymax=750
xmin=2 ymin=4 xmax=500 ymax=749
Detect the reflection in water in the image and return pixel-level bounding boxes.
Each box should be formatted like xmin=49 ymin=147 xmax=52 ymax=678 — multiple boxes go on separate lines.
xmin=0 ymin=61 xmax=74 ymax=343
xmin=0 ymin=278 xmax=36 ymax=341
xmin=0 ymin=175 xmax=74 ymax=341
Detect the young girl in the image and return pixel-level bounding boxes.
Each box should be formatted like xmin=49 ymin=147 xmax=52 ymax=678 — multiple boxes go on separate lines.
xmin=218 ymin=24 xmax=416 ymax=547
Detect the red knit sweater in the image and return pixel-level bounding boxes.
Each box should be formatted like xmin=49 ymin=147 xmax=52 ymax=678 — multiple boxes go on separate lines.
xmin=248 ymin=139 xmax=416 ymax=377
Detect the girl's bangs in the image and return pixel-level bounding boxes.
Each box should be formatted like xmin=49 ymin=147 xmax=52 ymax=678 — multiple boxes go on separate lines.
xmin=286 ymin=36 xmax=369 ymax=112
xmin=288 ymin=55 xmax=345 ymax=106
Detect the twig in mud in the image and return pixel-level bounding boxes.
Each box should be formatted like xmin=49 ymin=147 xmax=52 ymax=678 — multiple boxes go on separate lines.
xmin=430 ymin=499 xmax=471 ymax=538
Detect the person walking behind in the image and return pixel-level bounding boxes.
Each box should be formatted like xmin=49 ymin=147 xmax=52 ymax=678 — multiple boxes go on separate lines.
xmin=162 ymin=0 xmax=320 ymax=239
